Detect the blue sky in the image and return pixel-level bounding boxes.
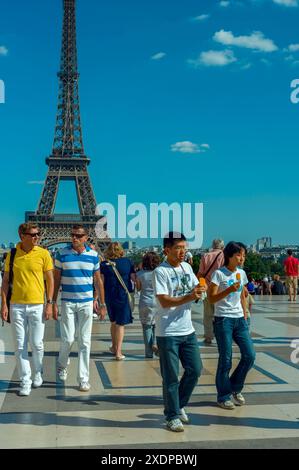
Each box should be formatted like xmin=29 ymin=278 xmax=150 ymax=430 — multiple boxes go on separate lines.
xmin=0 ymin=0 xmax=299 ymax=247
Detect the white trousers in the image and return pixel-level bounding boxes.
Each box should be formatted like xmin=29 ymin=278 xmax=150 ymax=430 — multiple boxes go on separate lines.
xmin=58 ymin=301 xmax=93 ymax=383
xmin=10 ymin=304 xmax=45 ymax=386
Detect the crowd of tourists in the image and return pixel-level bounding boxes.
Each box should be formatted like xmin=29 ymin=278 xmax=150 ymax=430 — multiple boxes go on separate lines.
xmin=1 ymin=223 xmax=298 ymax=433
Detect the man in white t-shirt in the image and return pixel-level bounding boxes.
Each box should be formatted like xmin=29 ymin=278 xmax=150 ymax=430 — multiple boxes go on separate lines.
xmin=153 ymin=232 xmax=206 ymax=432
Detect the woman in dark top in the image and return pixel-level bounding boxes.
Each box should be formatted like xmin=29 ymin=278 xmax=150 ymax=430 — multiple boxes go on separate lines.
xmin=100 ymin=242 xmax=136 ymax=360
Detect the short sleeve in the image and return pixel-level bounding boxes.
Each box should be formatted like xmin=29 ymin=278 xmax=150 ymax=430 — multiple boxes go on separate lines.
xmin=44 ymin=251 xmax=54 ymax=272
xmin=211 ymin=269 xmax=221 ymax=286
xmin=55 ymin=251 xmax=62 ymax=271
xmin=153 ymin=268 xmax=169 ymax=296
xmin=93 ymin=254 xmax=100 ymax=272
xmin=4 ymin=252 xmax=11 ymax=273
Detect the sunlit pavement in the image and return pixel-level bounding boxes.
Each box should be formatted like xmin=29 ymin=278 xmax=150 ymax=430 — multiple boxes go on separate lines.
xmin=0 ymin=295 xmax=299 ymax=449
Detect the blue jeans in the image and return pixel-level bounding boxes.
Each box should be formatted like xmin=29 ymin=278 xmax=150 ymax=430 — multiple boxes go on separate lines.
xmin=142 ymin=324 xmax=156 ymax=358
xmin=157 ymin=332 xmax=202 ymax=421
xmin=214 ymin=316 xmax=255 ymax=403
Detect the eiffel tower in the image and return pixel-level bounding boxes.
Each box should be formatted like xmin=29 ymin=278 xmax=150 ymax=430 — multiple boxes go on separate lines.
xmin=26 ymin=0 xmax=109 ymax=251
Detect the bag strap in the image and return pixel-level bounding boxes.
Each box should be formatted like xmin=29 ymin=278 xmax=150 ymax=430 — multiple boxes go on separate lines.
xmin=2 ymin=248 xmax=16 ymax=327
xmin=202 ymin=251 xmax=222 ymax=279
xmin=8 ymin=248 xmax=17 ymax=286
xmin=106 ymin=260 xmax=131 ymax=298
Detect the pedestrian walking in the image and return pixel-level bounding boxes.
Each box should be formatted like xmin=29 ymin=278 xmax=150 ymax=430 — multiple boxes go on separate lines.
xmin=1 ymin=223 xmax=54 ymax=396
xmin=153 ymin=232 xmax=206 ymax=432
xmin=136 ymin=252 xmax=160 ymax=358
xmin=100 ymin=242 xmax=136 ymax=361
xmin=197 ymin=239 xmax=224 ymax=345
xmin=208 ymin=241 xmax=255 ymax=410
xmin=53 ymin=225 xmax=106 ymax=392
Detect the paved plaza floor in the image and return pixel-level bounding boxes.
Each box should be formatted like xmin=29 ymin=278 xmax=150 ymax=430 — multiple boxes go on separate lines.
xmin=0 ymin=296 xmax=299 ymax=449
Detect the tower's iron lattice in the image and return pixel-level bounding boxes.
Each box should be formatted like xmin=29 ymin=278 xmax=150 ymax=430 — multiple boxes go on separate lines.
xmin=26 ymin=0 xmax=109 ymax=251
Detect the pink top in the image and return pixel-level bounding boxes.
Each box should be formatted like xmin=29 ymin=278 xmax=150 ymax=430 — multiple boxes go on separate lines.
xmin=198 ymin=249 xmax=224 ymax=287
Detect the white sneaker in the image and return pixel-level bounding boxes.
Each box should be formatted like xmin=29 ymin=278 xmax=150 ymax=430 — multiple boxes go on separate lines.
xmin=58 ymin=367 xmax=68 ymax=382
xmin=218 ymin=400 xmax=235 ymax=410
xmin=166 ymin=418 xmax=184 ymax=432
xmin=32 ymin=373 xmax=43 ymax=388
xmin=233 ymin=392 xmax=246 ymax=406
xmin=19 ymin=384 xmax=31 ymax=396
xmin=179 ymin=408 xmax=190 ymax=424
xmin=79 ymin=382 xmax=90 ymax=392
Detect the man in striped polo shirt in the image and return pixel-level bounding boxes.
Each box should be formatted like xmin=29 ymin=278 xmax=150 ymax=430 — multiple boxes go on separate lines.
xmin=53 ymin=225 xmax=106 ymax=392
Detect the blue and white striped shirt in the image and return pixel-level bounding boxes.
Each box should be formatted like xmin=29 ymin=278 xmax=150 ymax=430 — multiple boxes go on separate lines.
xmin=55 ymin=245 xmax=100 ymax=303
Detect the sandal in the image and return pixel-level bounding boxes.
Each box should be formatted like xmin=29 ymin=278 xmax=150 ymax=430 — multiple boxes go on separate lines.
xmin=115 ymin=355 xmax=126 ymax=361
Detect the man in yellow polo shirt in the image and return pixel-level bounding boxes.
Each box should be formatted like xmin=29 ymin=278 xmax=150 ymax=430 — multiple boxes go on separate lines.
xmin=1 ymin=223 xmax=54 ymax=397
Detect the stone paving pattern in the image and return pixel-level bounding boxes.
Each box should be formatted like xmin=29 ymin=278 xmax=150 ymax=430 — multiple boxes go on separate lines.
xmin=0 ymin=296 xmax=299 ymax=449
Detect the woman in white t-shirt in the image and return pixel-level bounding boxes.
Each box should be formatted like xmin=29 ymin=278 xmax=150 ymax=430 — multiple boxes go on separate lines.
xmin=208 ymin=241 xmax=255 ymax=410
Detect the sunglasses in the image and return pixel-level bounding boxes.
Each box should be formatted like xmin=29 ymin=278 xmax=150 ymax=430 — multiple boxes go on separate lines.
xmin=71 ymin=233 xmax=86 ymax=239
xmin=24 ymin=232 xmax=41 ymax=238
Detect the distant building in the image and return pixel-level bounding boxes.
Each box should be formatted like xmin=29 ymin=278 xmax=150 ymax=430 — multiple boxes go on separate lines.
xmin=122 ymin=241 xmax=138 ymax=252
xmin=256 ymin=237 xmax=272 ymax=251
xmin=122 ymin=241 xmax=134 ymax=250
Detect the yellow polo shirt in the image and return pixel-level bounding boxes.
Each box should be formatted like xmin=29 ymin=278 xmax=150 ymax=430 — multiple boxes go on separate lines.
xmin=5 ymin=243 xmax=53 ymax=304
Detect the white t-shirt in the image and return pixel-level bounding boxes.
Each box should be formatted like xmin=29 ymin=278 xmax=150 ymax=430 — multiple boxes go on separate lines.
xmin=153 ymin=261 xmax=199 ymax=337
xmin=211 ymin=267 xmax=248 ymax=318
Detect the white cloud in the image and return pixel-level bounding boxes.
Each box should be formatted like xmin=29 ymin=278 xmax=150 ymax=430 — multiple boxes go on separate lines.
xmin=220 ymin=1 xmax=230 ymax=6
xmin=273 ymin=0 xmax=298 ymax=6
xmin=213 ymin=29 xmax=278 ymax=52
xmin=260 ymin=58 xmax=272 ymax=66
xmin=241 ymin=62 xmax=253 ymax=69
xmin=0 ymin=46 xmax=8 ymax=56
xmin=27 ymin=181 xmax=45 ymax=185
xmin=193 ymin=14 xmax=210 ymax=21
xmin=288 ymin=43 xmax=299 ymax=51
xmin=189 ymin=49 xmax=237 ymax=67
xmin=151 ymin=52 xmax=166 ymax=60
xmin=171 ymin=141 xmax=210 ymax=154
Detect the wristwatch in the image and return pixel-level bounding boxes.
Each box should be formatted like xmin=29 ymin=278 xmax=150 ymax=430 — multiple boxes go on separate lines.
xmin=47 ymin=300 xmax=55 ymax=305
xmin=99 ymin=303 xmax=106 ymax=308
